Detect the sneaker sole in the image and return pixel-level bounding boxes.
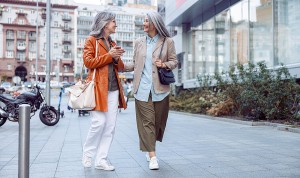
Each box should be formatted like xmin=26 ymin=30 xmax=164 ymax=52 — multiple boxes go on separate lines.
xmin=95 ymin=166 xmax=115 ymax=171
xmin=149 ymin=166 xmax=159 ymax=170
xmin=83 ymin=164 xmax=92 ymax=168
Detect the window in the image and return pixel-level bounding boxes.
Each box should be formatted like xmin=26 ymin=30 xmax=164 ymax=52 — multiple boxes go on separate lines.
xmin=54 ymin=43 xmax=58 ymax=48
xmin=64 ymin=22 xmax=69 ymax=29
xmin=64 ymin=33 xmax=69 ymax=40
xmin=17 ymin=52 xmax=26 ymax=61
xmin=6 ymin=51 xmax=14 ymax=58
xmin=18 ymin=19 xmax=25 ymax=25
xmin=64 ymin=45 xmax=69 ymax=50
xmin=54 ymin=21 xmax=58 ymax=27
xmin=215 ymin=9 xmax=230 ymax=73
xmin=31 ymin=65 xmax=35 ymax=72
xmin=6 ymin=30 xmax=14 ymax=39
xmin=274 ymin=0 xmax=300 ymax=65
xmin=230 ymin=1 xmax=249 ymax=65
xmin=29 ymin=41 xmax=36 ymax=51
xmin=54 ymin=32 xmax=58 ymax=39
xmin=17 ymin=31 xmax=26 ymax=39
xmin=29 ymin=52 xmax=36 ymax=59
xmin=8 ymin=18 xmax=12 ymax=24
xmin=249 ymin=0 xmax=273 ymax=66
xmin=6 ymin=41 xmax=14 ymax=50
xmin=7 ymin=64 xmax=12 ymax=70
xmin=64 ymin=65 xmax=69 ymax=72
xmin=29 ymin=31 xmax=36 ymax=38
xmin=203 ymin=19 xmax=216 ymax=75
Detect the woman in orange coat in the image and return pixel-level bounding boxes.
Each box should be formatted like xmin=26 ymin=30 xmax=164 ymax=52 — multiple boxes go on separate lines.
xmin=81 ymin=11 xmax=126 ymax=171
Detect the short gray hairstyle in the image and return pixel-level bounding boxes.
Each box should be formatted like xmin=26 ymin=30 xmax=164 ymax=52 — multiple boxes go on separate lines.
xmin=146 ymin=11 xmax=170 ymax=38
xmin=90 ymin=11 xmax=116 ymax=38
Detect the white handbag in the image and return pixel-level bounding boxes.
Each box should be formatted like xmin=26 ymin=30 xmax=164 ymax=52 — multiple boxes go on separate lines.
xmin=65 ymin=40 xmax=98 ymax=110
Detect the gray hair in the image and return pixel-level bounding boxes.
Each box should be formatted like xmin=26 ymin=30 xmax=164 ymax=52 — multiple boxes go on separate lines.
xmin=90 ymin=11 xmax=116 ymax=38
xmin=146 ymin=11 xmax=170 ymax=38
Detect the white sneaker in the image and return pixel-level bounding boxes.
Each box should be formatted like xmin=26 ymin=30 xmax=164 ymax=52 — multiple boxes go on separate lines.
xmin=95 ymin=160 xmax=115 ymax=171
xmin=82 ymin=154 xmax=92 ymax=168
xmin=145 ymin=153 xmax=150 ymax=162
xmin=149 ymin=156 xmax=159 ymax=170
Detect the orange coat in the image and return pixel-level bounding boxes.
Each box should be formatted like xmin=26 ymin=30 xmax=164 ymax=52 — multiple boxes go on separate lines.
xmin=83 ymin=36 xmax=127 ymax=112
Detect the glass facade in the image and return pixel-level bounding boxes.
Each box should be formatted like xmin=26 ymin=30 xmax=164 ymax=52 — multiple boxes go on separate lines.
xmin=250 ymin=0 xmax=273 ymax=66
xmin=186 ymin=0 xmax=300 ymax=79
xmin=274 ymin=0 xmax=300 ymax=65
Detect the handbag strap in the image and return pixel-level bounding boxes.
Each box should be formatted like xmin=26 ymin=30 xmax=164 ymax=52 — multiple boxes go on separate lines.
xmin=81 ymin=39 xmax=98 ymax=81
xmin=159 ymin=38 xmax=166 ymax=59
xmin=91 ymin=40 xmax=98 ymax=81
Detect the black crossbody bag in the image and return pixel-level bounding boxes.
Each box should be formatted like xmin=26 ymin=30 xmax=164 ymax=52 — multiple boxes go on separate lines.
xmin=157 ymin=38 xmax=175 ymax=85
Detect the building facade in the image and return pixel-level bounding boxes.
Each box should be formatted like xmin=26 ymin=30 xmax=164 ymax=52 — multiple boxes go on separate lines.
xmin=166 ymin=0 xmax=300 ymax=88
xmin=0 ymin=0 xmax=77 ymax=83
xmin=75 ymin=3 xmax=156 ymax=79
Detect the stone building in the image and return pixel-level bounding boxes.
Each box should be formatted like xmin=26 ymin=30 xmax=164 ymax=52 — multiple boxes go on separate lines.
xmin=0 ymin=0 xmax=77 ymax=83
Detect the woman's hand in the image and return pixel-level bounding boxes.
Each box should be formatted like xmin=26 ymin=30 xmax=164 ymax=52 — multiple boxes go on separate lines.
xmin=155 ymin=59 xmax=167 ymax=68
xmin=109 ymin=46 xmax=125 ymax=59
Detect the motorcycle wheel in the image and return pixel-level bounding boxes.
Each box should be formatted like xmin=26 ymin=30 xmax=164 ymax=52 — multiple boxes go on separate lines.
xmin=39 ymin=106 xmax=59 ymax=126
xmin=0 ymin=117 xmax=7 ymax=127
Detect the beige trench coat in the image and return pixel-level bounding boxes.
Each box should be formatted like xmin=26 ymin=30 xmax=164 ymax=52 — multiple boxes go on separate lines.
xmin=124 ymin=36 xmax=178 ymax=93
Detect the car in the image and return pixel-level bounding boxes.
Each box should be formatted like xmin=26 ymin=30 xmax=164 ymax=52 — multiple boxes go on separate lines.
xmin=38 ymin=82 xmax=46 ymax=90
xmin=0 ymin=82 xmax=11 ymax=91
xmin=0 ymin=87 xmax=5 ymax=94
xmin=7 ymin=86 xmax=22 ymax=92
xmin=50 ymin=80 xmax=59 ymax=88
xmin=60 ymin=81 xmax=75 ymax=88
xmin=22 ymin=81 xmax=33 ymax=88
xmin=59 ymin=81 xmax=69 ymax=88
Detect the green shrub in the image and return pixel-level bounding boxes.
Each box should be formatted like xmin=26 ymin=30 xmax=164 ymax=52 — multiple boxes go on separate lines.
xmin=214 ymin=61 xmax=300 ymax=121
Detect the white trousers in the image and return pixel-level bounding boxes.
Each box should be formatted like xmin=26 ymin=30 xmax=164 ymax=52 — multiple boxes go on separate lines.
xmin=83 ymin=90 xmax=119 ymax=165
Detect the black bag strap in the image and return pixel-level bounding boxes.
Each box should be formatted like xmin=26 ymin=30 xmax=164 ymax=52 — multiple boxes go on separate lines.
xmin=159 ymin=38 xmax=166 ymax=59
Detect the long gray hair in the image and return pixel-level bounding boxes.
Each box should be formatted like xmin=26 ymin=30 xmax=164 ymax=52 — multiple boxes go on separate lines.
xmin=146 ymin=11 xmax=170 ymax=38
xmin=90 ymin=11 xmax=116 ymax=38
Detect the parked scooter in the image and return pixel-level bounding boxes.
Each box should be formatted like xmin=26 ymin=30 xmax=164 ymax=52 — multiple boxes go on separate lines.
xmin=0 ymin=85 xmax=59 ymax=127
xmin=57 ymin=87 xmax=64 ymax=119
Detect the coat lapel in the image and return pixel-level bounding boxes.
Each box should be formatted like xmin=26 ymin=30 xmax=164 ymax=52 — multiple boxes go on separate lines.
xmin=98 ymin=39 xmax=109 ymax=52
xmin=152 ymin=37 xmax=164 ymax=55
xmin=140 ymin=36 xmax=147 ymax=60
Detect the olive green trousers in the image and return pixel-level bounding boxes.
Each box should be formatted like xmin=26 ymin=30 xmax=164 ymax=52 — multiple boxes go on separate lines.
xmin=135 ymin=94 xmax=169 ymax=152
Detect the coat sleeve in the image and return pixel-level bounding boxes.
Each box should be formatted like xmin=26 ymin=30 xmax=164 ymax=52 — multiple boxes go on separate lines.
xmin=114 ymin=58 xmax=125 ymax=71
xmin=83 ymin=36 xmax=113 ymax=69
xmin=164 ymin=38 xmax=178 ymax=70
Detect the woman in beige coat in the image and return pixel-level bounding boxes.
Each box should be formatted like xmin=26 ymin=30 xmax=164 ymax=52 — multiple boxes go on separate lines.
xmin=125 ymin=11 xmax=177 ymax=170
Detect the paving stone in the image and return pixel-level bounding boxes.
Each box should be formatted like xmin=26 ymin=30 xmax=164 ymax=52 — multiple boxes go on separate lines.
xmin=0 ymin=91 xmax=299 ymax=177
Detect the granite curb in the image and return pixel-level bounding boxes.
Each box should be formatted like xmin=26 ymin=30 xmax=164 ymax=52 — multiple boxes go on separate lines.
xmin=170 ymin=110 xmax=300 ymax=134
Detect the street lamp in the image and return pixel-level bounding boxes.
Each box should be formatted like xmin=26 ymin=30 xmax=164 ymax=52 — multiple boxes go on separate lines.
xmin=35 ymin=0 xmax=39 ymax=83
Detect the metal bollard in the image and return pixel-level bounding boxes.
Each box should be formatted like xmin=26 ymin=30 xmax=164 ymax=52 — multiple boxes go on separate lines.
xmin=18 ymin=104 xmax=30 ymax=178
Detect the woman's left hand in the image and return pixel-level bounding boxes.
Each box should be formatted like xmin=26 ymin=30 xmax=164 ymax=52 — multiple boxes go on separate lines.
xmin=155 ymin=59 xmax=166 ymax=68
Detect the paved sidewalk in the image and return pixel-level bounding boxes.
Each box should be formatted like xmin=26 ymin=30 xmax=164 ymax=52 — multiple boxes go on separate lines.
xmin=0 ymin=92 xmax=300 ymax=178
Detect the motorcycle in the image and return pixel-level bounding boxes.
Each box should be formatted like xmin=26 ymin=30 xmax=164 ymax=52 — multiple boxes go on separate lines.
xmin=0 ymin=85 xmax=59 ymax=127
